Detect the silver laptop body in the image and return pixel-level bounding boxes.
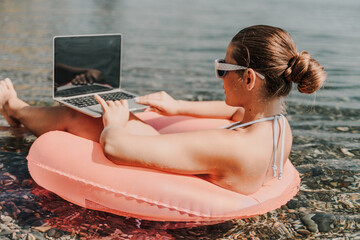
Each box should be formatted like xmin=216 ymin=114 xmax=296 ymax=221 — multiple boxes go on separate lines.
xmin=53 ymin=34 xmax=146 ymax=118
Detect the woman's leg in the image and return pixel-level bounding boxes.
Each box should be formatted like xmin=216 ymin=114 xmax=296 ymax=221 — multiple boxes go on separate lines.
xmin=0 ymin=79 xmax=159 ymax=142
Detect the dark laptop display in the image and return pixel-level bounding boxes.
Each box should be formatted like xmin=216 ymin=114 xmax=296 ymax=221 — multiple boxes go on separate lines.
xmin=54 ymin=35 xmax=121 ymax=98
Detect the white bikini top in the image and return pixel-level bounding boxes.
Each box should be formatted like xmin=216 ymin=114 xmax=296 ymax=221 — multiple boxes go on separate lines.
xmin=219 ymin=115 xmax=286 ymax=180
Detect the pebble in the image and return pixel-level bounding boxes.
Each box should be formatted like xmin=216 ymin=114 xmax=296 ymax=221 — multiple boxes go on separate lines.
xmin=0 ymin=230 xmax=13 ymax=237
xmin=330 ymin=182 xmax=338 ymax=187
xmin=32 ymin=225 xmax=52 ymax=233
xmin=3 ymin=172 xmax=17 ymax=181
xmin=0 ymin=223 xmax=11 ymax=231
xmin=341 ymin=148 xmax=355 ymax=157
xmin=311 ymin=166 xmax=324 ymax=176
xmin=45 ymin=228 xmax=56 ymax=237
xmin=1 ymin=215 xmax=13 ymax=224
xmin=301 ymin=212 xmax=334 ymax=233
xmin=3 ymin=179 xmax=13 ymax=186
xmin=54 ymin=230 xmax=63 ymax=238
xmin=29 ymin=220 xmax=44 ymax=227
xmin=301 ymin=214 xmax=318 ymax=232
xmin=286 ymin=199 xmax=301 ymax=209
xmin=311 ymin=212 xmax=334 ymax=232
xmin=293 ymin=224 xmax=305 ymax=229
xmin=336 ymin=127 xmax=349 ymax=132
xmin=21 ymin=179 xmax=33 ymax=188
xmin=29 ymin=231 xmax=46 ymax=240
xmin=296 ymin=229 xmax=311 ymax=235
xmin=298 ymin=207 xmax=309 ymax=213
xmin=26 ymin=233 xmax=36 ymax=240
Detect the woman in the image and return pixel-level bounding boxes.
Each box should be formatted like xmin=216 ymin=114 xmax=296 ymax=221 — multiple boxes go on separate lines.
xmin=0 ymin=25 xmax=326 ymax=195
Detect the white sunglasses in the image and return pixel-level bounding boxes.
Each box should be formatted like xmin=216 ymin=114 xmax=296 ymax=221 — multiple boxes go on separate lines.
xmin=215 ymin=59 xmax=265 ymax=79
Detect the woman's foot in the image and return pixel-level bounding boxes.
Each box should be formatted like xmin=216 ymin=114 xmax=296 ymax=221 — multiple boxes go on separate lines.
xmin=0 ymin=78 xmax=22 ymax=127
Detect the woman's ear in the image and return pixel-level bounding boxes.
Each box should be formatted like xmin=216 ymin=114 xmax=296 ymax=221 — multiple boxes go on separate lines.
xmin=244 ymin=69 xmax=257 ymax=91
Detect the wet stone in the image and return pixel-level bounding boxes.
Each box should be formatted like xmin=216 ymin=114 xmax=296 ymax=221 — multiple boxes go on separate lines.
xmin=311 ymin=166 xmax=324 ymax=176
xmin=336 ymin=127 xmax=349 ymax=132
xmin=0 ymin=230 xmax=13 ymax=237
xmin=311 ymin=212 xmax=334 ymax=232
xmin=301 ymin=212 xmax=335 ymax=233
xmin=30 ymin=219 xmax=44 ymax=227
xmin=26 ymin=233 xmax=36 ymax=240
xmin=296 ymin=229 xmax=311 ymax=235
xmin=21 ymin=179 xmax=32 ymax=188
xmin=3 ymin=173 xmax=17 ymax=182
xmin=1 ymin=215 xmax=13 ymax=224
xmin=286 ymin=199 xmax=300 ymax=209
xmin=301 ymin=214 xmax=318 ymax=232
xmin=54 ymin=230 xmax=63 ymax=238
xmin=32 ymin=225 xmax=52 ymax=233
xmin=0 ymin=223 xmax=10 ymax=231
xmin=23 ymin=217 xmax=42 ymax=226
xmin=330 ymin=182 xmax=338 ymax=187
xmin=45 ymin=228 xmax=56 ymax=237
xmin=3 ymin=202 xmax=17 ymax=213
xmin=341 ymin=148 xmax=355 ymax=157
xmin=28 ymin=231 xmax=46 ymax=240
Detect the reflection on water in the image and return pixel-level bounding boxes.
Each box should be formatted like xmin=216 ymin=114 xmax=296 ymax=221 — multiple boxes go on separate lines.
xmin=0 ymin=0 xmax=359 ymax=239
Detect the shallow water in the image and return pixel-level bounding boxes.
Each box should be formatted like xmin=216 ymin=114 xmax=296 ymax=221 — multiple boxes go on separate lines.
xmin=0 ymin=0 xmax=359 ymax=239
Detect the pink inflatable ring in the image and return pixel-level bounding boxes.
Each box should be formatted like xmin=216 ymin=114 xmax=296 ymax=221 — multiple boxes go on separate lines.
xmin=26 ymin=111 xmax=300 ymax=222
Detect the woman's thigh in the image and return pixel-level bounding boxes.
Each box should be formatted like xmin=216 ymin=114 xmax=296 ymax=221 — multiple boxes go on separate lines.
xmin=66 ymin=109 xmax=104 ymax=142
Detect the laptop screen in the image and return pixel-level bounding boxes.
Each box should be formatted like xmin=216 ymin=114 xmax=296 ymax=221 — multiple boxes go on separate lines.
xmin=54 ymin=34 xmax=121 ymax=98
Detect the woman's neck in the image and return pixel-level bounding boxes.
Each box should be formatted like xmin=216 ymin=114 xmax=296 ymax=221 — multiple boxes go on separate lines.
xmin=241 ymin=98 xmax=283 ymax=123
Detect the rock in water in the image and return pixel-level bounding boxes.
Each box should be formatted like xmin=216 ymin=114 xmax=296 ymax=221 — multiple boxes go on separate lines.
xmin=301 ymin=212 xmax=335 ymax=233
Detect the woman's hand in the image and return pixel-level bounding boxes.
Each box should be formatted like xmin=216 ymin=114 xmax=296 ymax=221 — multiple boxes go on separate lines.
xmin=94 ymin=94 xmax=129 ymax=127
xmin=135 ymin=91 xmax=180 ymax=116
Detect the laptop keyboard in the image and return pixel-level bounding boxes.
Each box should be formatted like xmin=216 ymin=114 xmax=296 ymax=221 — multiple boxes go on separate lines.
xmin=63 ymin=92 xmax=135 ymax=108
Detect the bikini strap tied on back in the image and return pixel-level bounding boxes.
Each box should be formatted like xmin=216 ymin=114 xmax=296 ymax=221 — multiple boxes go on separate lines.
xmin=220 ymin=114 xmax=285 ymax=180
xmin=272 ymin=115 xmax=286 ymax=180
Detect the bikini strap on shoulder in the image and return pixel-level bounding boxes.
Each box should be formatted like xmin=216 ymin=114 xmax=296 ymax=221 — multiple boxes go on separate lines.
xmin=220 ymin=116 xmax=277 ymax=130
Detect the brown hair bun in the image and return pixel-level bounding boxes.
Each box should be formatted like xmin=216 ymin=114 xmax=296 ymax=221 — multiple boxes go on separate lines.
xmin=284 ymin=51 xmax=326 ymax=94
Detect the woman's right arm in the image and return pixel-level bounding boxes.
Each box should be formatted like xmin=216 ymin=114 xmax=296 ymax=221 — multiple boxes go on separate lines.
xmin=136 ymin=91 xmax=244 ymax=121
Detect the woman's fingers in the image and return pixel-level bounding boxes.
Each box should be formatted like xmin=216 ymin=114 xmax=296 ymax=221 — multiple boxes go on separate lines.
xmin=94 ymin=94 xmax=108 ymax=111
xmin=120 ymin=99 xmax=129 ymax=109
xmin=107 ymin=101 xmax=115 ymax=107
xmin=112 ymin=99 xmax=128 ymax=108
xmin=135 ymin=95 xmax=151 ymax=105
xmin=135 ymin=91 xmax=164 ymax=105
xmin=95 ymin=95 xmax=129 ymax=111
xmin=136 ymin=96 xmax=163 ymax=109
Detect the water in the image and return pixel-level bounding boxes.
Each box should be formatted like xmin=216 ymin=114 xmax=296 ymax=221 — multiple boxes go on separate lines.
xmin=0 ymin=0 xmax=359 ymax=239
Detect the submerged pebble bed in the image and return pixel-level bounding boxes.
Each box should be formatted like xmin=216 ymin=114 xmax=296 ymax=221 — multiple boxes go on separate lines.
xmin=0 ymin=100 xmax=359 ymax=240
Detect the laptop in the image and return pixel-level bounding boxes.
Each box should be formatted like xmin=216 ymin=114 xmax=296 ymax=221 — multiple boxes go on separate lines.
xmin=53 ymin=34 xmax=147 ymax=118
